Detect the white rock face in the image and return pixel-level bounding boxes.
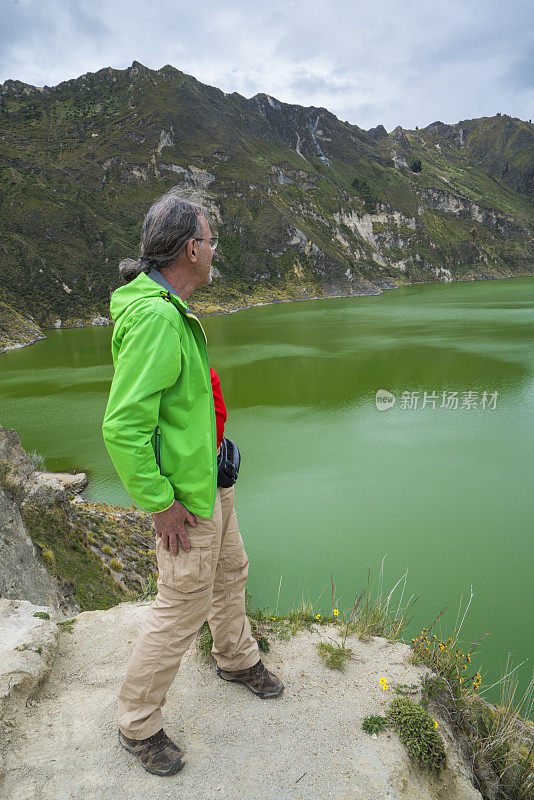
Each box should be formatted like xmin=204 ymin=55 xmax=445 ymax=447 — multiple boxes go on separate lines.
xmin=390 ymin=149 xmax=409 ymax=169
xmin=432 ymin=266 xmax=453 ymax=282
xmin=157 ymin=127 xmax=175 ymax=152
xmin=417 ymin=188 xmax=523 ymax=236
xmin=287 ymin=226 xmax=308 ymax=248
xmin=0 ymin=603 xmax=482 ymax=800
xmin=0 ymin=599 xmax=59 ymax=725
xmin=331 ymin=206 xmax=419 ymax=271
xmin=160 ymin=164 xmax=215 ymax=187
xmin=30 ymin=471 xmax=88 ymax=496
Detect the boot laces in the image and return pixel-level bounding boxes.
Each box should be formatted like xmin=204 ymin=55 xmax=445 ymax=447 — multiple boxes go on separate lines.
xmin=252 ymin=660 xmax=269 ymax=678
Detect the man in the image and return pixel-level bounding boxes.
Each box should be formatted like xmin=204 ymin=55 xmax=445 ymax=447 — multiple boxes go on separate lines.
xmin=102 ymin=191 xmax=283 ymax=778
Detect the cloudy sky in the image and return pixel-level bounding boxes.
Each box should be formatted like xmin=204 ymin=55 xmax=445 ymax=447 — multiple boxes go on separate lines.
xmin=1 ymin=0 xmax=532 ymax=131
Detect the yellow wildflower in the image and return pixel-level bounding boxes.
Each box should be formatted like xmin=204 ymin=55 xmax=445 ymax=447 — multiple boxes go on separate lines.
xmin=434 ymin=719 xmax=438 ymax=729
xmin=333 ymin=609 xmax=339 ymax=617
xmin=379 ymin=677 xmax=387 ymax=686
xmin=315 ymin=614 xmax=321 ymax=620
xmin=381 ymin=683 xmax=389 ymax=691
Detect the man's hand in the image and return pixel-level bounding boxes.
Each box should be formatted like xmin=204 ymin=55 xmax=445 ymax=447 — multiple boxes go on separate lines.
xmin=153 ymin=500 xmax=196 ymax=556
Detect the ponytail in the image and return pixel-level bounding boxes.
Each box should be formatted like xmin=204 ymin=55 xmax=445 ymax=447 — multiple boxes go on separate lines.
xmin=118 ymin=257 xmax=151 ymax=283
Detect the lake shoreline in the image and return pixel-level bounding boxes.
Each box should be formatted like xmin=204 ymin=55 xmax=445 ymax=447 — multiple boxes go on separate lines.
xmin=3 ymin=269 xmax=534 ymax=354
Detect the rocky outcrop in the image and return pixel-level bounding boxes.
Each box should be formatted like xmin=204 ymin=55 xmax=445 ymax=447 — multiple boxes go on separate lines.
xmin=0 ymin=302 xmax=45 ymax=354
xmin=27 ymin=471 xmax=88 ymax=499
xmin=0 ymin=600 xmax=482 ymax=800
xmin=0 ymin=425 xmax=156 ymax=613
xmin=0 ymin=426 xmax=87 ymax=506
xmin=0 ymin=599 xmax=60 ymax=783
xmin=0 ymin=599 xmax=59 ymax=721
xmin=415 ymin=187 xmax=528 ymax=237
xmin=0 ymin=426 xmax=89 ymax=614
xmin=0 ymin=487 xmax=59 ymax=608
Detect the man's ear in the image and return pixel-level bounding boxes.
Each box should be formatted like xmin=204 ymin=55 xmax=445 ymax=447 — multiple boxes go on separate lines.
xmin=186 ymin=238 xmax=197 ymax=261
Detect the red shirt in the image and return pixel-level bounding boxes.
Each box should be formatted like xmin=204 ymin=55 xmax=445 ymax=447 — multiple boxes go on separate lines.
xmin=210 ymin=368 xmax=227 ymax=449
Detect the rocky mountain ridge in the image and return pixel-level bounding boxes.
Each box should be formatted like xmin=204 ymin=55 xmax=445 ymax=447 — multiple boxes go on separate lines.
xmin=0 ymin=61 xmax=533 ymax=350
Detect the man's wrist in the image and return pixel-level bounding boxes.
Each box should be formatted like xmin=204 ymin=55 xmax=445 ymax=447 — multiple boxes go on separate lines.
xmin=153 ymin=499 xmax=176 ymax=515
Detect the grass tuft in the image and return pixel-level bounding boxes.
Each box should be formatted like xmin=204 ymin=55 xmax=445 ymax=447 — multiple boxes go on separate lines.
xmin=57 ymin=618 xmax=77 ymax=633
xmin=317 ymin=639 xmax=352 ymax=671
xmin=362 ymin=715 xmax=388 ymax=735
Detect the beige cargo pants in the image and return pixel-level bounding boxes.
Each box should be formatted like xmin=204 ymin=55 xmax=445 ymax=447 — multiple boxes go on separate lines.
xmin=118 ymin=484 xmax=260 ymax=739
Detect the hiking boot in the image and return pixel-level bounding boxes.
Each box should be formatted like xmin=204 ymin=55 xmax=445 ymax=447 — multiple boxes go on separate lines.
xmin=216 ymin=658 xmax=284 ymax=698
xmin=118 ymin=727 xmax=184 ymax=776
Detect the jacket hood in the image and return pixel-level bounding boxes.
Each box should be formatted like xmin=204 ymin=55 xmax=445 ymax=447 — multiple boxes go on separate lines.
xmin=110 ymin=272 xmax=189 ymax=322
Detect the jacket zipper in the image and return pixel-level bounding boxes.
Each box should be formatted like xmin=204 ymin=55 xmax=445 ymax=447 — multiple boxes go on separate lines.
xmin=154 ymin=425 xmax=162 ymax=471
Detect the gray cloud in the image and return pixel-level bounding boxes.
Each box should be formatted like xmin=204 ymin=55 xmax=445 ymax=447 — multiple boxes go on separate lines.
xmin=0 ymin=0 xmax=532 ymax=130
xmin=287 ymin=72 xmax=355 ymax=100
xmin=502 ymin=39 xmax=534 ymax=91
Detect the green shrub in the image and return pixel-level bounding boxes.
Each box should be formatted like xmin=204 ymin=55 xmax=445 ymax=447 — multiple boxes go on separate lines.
xmin=57 ymin=618 xmax=77 ymax=633
xmin=28 ymin=449 xmax=46 ymax=470
xmin=362 ymin=715 xmax=387 ymax=735
xmin=351 ymin=176 xmax=380 ymax=212
xmin=109 ymin=558 xmax=123 ymax=572
xmin=387 ymin=697 xmax=446 ymax=774
xmin=138 ymin=573 xmax=158 ymax=600
xmin=41 ymin=547 xmax=56 ymax=569
xmin=102 ymin=545 xmax=113 ymax=556
xmin=33 ymin=611 xmax=50 ymax=620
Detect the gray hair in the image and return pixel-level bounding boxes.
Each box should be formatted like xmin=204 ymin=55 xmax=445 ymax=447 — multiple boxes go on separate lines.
xmin=119 ymin=189 xmax=211 ymax=283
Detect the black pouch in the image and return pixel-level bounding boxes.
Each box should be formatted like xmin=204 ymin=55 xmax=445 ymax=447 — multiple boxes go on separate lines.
xmin=217 ymin=437 xmax=241 ymax=487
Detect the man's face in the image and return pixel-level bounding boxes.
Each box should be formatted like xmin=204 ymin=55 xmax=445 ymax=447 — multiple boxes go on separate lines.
xmin=194 ymin=215 xmax=214 ymax=286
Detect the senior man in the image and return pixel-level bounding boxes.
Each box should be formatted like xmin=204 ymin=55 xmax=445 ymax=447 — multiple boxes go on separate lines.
xmin=102 ymin=190 xmax=283 ymax=777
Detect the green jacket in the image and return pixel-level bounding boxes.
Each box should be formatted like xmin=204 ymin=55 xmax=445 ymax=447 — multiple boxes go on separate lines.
xmin=102 ymin=272 xmax=217 ymax=517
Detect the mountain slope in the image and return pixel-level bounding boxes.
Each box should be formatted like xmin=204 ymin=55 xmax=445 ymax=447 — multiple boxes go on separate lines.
xmin=0 ymin=61 xmax=533 ymax=339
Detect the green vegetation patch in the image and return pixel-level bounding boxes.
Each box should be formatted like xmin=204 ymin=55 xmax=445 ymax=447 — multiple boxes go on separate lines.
xmin=387 ymin=696 xmax=446 ymax=774
xmin=22 ymin=498 xmax=127 ymax=611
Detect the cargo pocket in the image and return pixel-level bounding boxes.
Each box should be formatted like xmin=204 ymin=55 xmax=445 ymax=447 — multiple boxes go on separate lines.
xmin=220 ymin=526 xmax=250 ymax=597
xmin=168 ymin=525 xmax=215 ymax=593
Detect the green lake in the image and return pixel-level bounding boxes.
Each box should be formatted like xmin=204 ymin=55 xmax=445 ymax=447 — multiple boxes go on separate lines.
xmin=1 ymin=276 xmax=533 ymax=704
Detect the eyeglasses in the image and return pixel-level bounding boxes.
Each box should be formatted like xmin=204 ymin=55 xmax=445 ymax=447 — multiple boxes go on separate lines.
xmin=194 ymin=236 xmax=218 ymax=251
